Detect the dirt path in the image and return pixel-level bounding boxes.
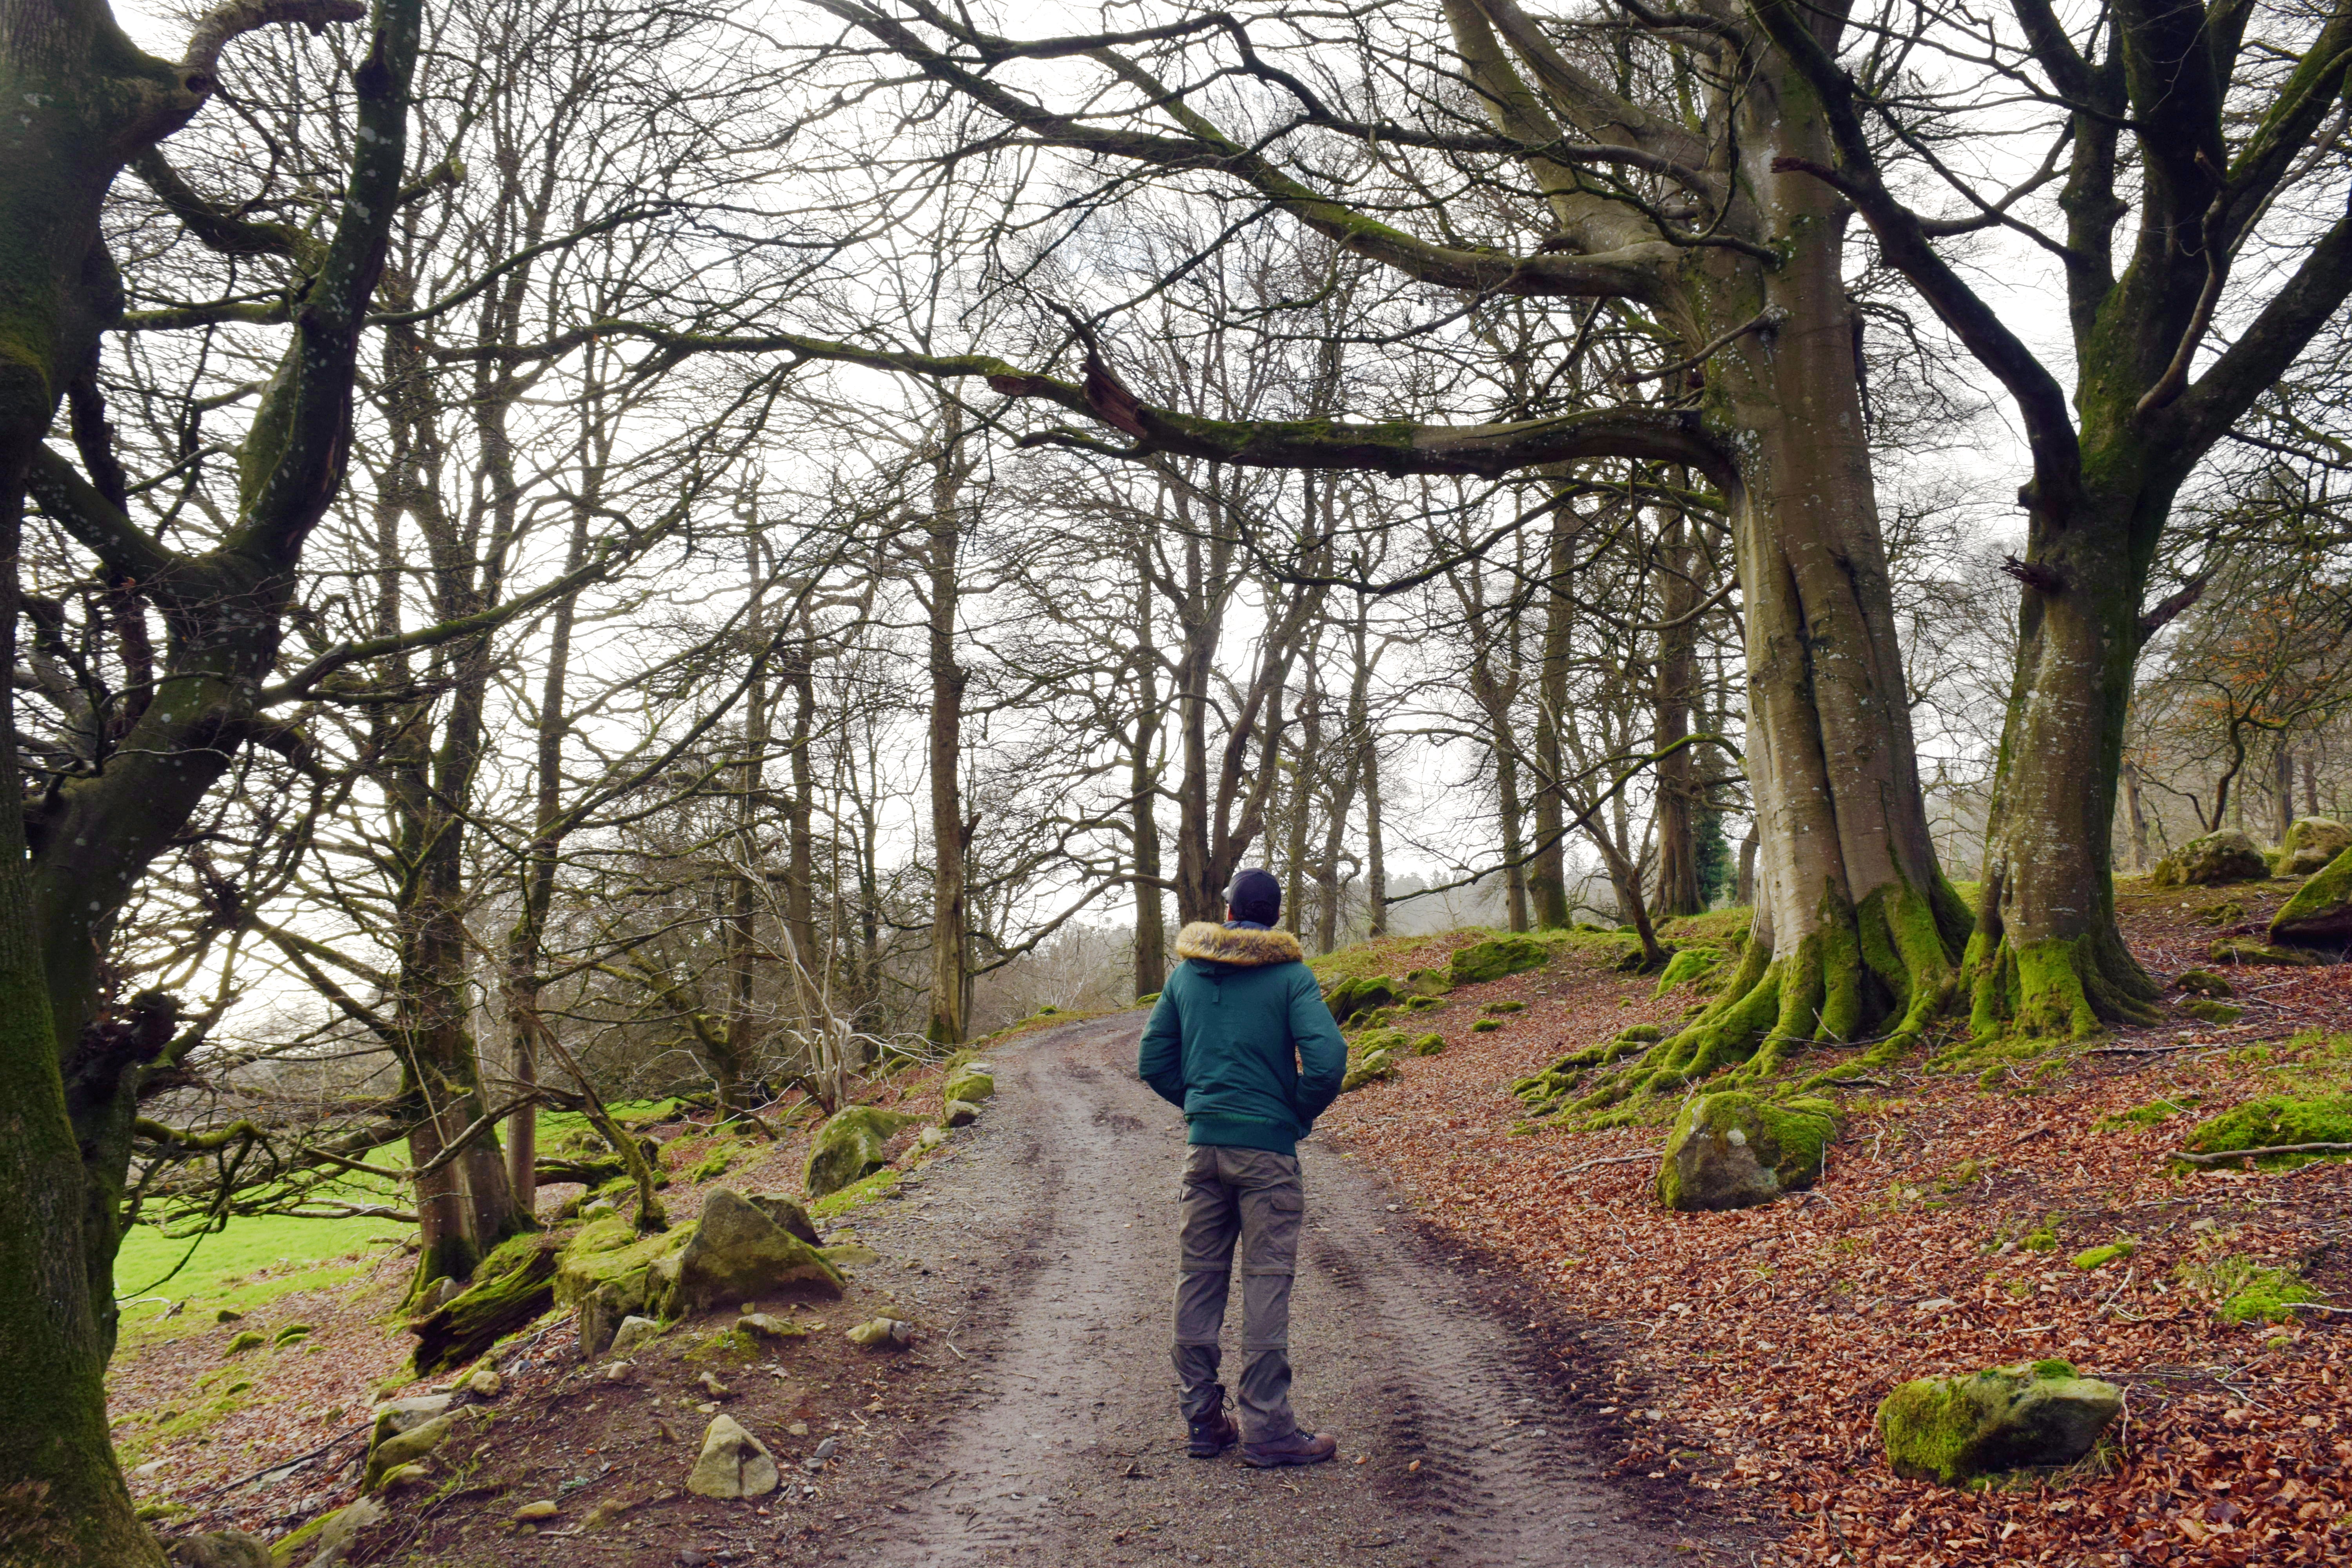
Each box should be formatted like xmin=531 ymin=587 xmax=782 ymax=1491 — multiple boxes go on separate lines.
xmin=847 ymin=1014 xmax=1703 ymax=1568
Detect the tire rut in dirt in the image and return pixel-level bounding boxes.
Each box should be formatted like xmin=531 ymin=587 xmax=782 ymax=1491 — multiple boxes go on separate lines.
xmin=859 ymin=1015 xmax=1689 ymax=1568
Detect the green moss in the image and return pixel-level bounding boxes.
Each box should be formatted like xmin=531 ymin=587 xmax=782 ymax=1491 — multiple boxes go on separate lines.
xmin=1448 ymin=934 xmax=1553 ymax=985
xmin=2181 ymin=1093 xmax=2352 ymax=1168
xmin=271 ymin=1321 xmax=313 ymax=1346
xmin=1651 ymin=944 xmax=1725 ymax=998
xmin=2180 ymin=997 xmax=2243 ymax=1024
xmin=683 ymin=1141 xmax=744 ymax=1183
xmin=2022 ymin=1218 xmax=2058 ymax=1252
xmin=805 ymin=1106 xmax=920 ymax=1198
xmin=809 ymin=1166 xmax=901 ymax=1219
xmin=2094 ymin=1094 xmax=2202 ymax=1131
xmin=1405 ymin=995 xmax=1441 ymax=1011
xmin=942 ymin=1068 xmax=994 ymax=1105
xmin=1655 ymin=1091 xmax=1837 ymax=1210
xmin=224 ymin=1331 xmax=264 ymax=1356
xmin=2194 ymin=899 xmax=2245 ymax=927
xmin=1655 ymin=906 xmax=1753 ymax=950
xmin=1323 ymin=975 xmax=1402 ymax=1025
xmin=1410 ymin=1033 xmax=1446 ymax=1056
xmin=2070 ymin=1240 xmax=2135 ymax=1270
xmin=2175 ymin=969 xmax=2233 ymax=997
xmin=2269 ymin=843 xmax=2352 ymax=943
xmin=1876 ymin=1363 xmax=2122 ymax=1485
xmin=1470 ymin=1018 xmax=1501 ymax=1033
xmin=2208 ymin=939 xmax=2328 ymax=967
xmin=2176 ymin=1253 xmax=2316 ymax=1323
xmin=1481 ymin=1000 xmax=1524 ymax=1014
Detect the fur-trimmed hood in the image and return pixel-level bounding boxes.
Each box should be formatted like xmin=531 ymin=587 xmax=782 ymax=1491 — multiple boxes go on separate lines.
xmin=1174 ymin=921 xmax=1305 ymax=968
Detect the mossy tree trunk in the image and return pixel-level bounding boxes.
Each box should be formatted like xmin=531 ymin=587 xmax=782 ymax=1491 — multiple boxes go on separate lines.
xmin=925 ymin=397 xmax=973 ymax=1046
xmin=1760 ymin=0 xmax=2352 ymax=1049
xmin=0 ymin=1 xmax=406 ymax=1559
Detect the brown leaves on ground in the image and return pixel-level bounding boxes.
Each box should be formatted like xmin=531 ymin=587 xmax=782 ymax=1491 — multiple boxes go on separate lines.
xmin=1322 ymin=897 xmax=2352 ymax=1568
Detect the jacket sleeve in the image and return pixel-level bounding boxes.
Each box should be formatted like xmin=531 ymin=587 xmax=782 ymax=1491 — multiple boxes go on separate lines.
xmin=1137 ymin=984 xmax=1188 ymax=1110
xmin=1287 ymin=970 xmax=1348 ymax=1130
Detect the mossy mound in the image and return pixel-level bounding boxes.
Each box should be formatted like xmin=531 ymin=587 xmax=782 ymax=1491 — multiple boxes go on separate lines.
xmin=2070 ymin=1240 xmax=2134 ymax=1270
xmin=1876 ymin=1361 xmax=2121 ymax=1485
xmin=2176 ymin=1253 xmax=2318 ymax=1323
xmin=2153 ymin=830 xmax=2270 ymax=887
xmin=1410 ymin=1033 xmax=1446 ymax=1056
xmin=223 ymin=1331 xmax=265 ymax=1357
xmin=2174 ymin=969 xmax=2233 ymax=998
xmin=1651 ymin=944 xmax=1724 ymax=998
xmin=410 ymin=1231 xmax=563 ymax=1376
xmin=555 ymin=1216 xmax=693 ymax=1357
xmin=2208 ymin=938 xmax=2327 ymax=967
xmin=1323 ymin=975 xmax=1401 ymax=1025
xmin=2180 ymin=997 xmax=2243 ymax=1024
xmin=804 ymin=1106 xmax=920 ymax=1199
xmin=2282 ymin=818 xmax=2352 ymax=876
xmin=943 ymin=1065 xmax=995 ymax=1105
xmin=1448 ymin=934 xmax=1553 ymax=986
xmin=2270 ymin=842 xmax=2352 ymax=946
xmin=1341 ymin=1027 xmax=1408 ymax=1092
xmin=1471 ymin=1018 xmax=1501 ymax=1033
xmin=2181 ymin=1093 xmax=2352 ymax=1169
xmin=1656 ymin=1092 xmax=1837 ymax=1211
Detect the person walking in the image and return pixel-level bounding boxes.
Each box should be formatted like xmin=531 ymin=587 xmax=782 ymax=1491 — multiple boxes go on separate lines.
xmin=1137 ymin=867 xmax=1348 ymax=1466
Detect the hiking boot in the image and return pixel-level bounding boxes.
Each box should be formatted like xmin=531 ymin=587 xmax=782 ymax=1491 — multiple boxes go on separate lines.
xmin=1187 ymin=1409 xmax=1240 ymax=1458
xmin=1240 ymin=1430 xmax=1338 ymax=1468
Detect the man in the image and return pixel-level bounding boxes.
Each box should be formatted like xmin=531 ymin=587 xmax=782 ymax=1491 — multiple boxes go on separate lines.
xmin=1137 ymin=867 xmax=1348 ymax=1466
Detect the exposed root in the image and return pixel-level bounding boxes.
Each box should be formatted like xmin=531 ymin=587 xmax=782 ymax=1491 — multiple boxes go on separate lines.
xmin=1949 ymin=898 xmax=2162 ymax=1072
xmin=1515 ymin=875 xmax=1967 ymax=1123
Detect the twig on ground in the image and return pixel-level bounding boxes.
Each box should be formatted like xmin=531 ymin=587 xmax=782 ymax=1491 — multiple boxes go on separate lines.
xmin=2170 ymin=1143 xmax=2352 ymax=1167
xmin=1564 ymin=1151 xmax=1660 ymax=1174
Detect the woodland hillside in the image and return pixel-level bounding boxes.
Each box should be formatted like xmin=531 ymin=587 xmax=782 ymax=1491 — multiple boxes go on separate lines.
xmin=5 ymin=0 xmax=2352 ymax=1564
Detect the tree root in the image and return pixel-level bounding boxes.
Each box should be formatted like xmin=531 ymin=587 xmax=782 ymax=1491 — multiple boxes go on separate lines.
xmin=1948 ymin=915 xmax=2162 ymax=1072
xmin=1515 ymin=876 xmax=1967 ymax=1122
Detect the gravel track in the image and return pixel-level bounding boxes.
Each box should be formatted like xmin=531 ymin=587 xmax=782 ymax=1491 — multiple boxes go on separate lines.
xmin=848 ymin=1013 xmax=1694 ymax=1568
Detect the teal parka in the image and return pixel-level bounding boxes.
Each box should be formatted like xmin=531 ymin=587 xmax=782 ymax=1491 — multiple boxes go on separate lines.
xmin=1137 ymin=922 xmax=1348 ymax=1157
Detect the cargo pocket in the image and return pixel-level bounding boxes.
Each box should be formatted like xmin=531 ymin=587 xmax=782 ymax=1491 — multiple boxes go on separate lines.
xmin=1241 ymin=1185 xmax=1304 ymax=1277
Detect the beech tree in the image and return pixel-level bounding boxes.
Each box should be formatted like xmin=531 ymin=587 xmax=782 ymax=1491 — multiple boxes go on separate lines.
xmin=1755 ymin=0 xmax=2352 ymax=1040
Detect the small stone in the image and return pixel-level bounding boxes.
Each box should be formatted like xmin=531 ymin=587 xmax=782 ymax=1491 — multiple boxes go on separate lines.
xmin=582 ymin=1198 xmax=617 ymax=1219
xmin=787 ymin=1421 xmax=809 ymax=1436
xmin=466 ymin=1369 xmax=503 ymax=1398
xmin=944 ymin=1100 xmax=980 ymax=1128
xmin=604 ymin=1361 xmax=632 ymax=1382
xmin=677 ymin=1550 xmax=711 ymax=1567
xmin=845 ymin=1316 xmax=912 ymax=1349
xmin=696 ymin=1401 xmax=718 ymax=1414
xmin=376 ymin=1462 xmax=433 ymax=1492
xmin=610 ymin=1316 xmax=663 ymax=1355
xmin=687 ymin=1414 xmax=779 ymax=1498
xmin=1914 ymin=1298 xmax=1957 ymax=1315
xmin=740 ymin=1302 xmax=758 ymax=1316
xmin=213 ymin=1308 xmax=243 ymax=1324
xmin=134 ymin=1459 xmax=165 ymax=1477
xmin=512 ymin=1500 xmax=559 ymax=1521
xmin=737 ymin=1312 xmax=802 ymax=1339
xmin=918 ymin=1125 xmax=947 ymax=1151
xmin=698 ymin=1371 xmax=730 ymax=1399
xmin=813 ymin=1437 xmax=838 ymax=1461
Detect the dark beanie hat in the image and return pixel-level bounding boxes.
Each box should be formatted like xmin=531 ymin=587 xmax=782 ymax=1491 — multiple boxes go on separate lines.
xmin=1223 ymin=867 xmax=1282 ymax=926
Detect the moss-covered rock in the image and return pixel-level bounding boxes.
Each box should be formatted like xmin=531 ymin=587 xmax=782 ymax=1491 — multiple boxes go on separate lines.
xmin=1470 ymin=1018 xmax=1501 ymax=1033
xmin=745 ymin=1193 xmax=821 ymax=1245
xmin=2182 ymin=1093 xmax=2352 ymax=1169
xmin=2070 ymin=1240 xmax=2134 ymax=1270
xmin=653 ymin=1189 xmax=842 ymax=1317
xmin=267 ymin=1498 xmax=384 ymax=1567
xmin=1323 ymin=975 xmax=1401 ymax=1025
xmin=943 ymin=1064 xmax=995 ymax=1105
xmin=2175 ymin=969 xmax=2233 ymax=997
xmin=804 ymin=1106 xmax=919 ymax=1199
xmin=1341 ymin=1027 xmax=1407 ymax=1092
xmin=2180 ymin=997 xmax=2243 ymax=1024
xmin=2282 ymin=818 xmax=2352 ymax=876
xmin=166 ymin=1531 xmax=270 ymax=1568
xmin=2154 ymin=830 xmax=2270 ymax=887
xmin=1656 ymin=1092 xmax=1837 ymax=1212
xmin=1411 ymin=1033 xmax=1446 ymax=1056
xmin=223 ymin=1331 xmax=265 ymax=1357
xmin=361 ymin=1409 xmax=477 ymax=1491
xmin=556 ymin=1217 xmax=693 ymax=1357
xmin=2270 ymin=841 xmax=2352 ymax=947
xmin=1651 ymin=944 xmax=1724 ymax=998
xmin=2209 ymin=938 xmax=2328 ymax=967
xmin=1447 ymin=934 xmax=1552 ymax=986
xmin=410 ymin=1232 xmax=563 ymax=1376
xmin=1876 ymin=1361 xmax=2122 ymax=1485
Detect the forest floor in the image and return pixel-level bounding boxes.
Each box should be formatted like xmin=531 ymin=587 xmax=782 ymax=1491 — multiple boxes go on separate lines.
xmin=111 ymin=878 xmax=2352 ymax=1567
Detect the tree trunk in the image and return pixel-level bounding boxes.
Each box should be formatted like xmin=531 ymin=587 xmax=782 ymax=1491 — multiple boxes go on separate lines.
xmin=1282 ymin=677 xmax=1320 ymax=937
xmin=2120 ymin=759 xmax=2152 ymax=875
xmin=2303 ymin=751 xmax=2320 ymax=818
xmin=1523 ymin=503 xmax=1576 ymax=928
xmin=1651 ymin=510 xmax=1705 ymax=917
xmin=1365 ymin=730 xmax=1389 ymax=939
xmin=1575 ymin=156 xmax=1968 ymax=1109
xmin=2274 ymin=744 xmax=2295 ymax=844
xmin=926 ymin=402 xmax=971 ymax=1045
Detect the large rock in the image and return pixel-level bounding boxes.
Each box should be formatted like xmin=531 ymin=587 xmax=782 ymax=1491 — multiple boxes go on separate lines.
xmin=686 ymin=1414 xmax=779 ymax=1498
xmin=1657 ymin=1092 xmax=1837 ymax=1211
xmin=1877 ymin=1360 xmax=2123 ymax=1484
xmin=943 ymin=1064 xmax=995 ymax=1105
xmin=943 ymin=1099 xmax=980 ymax=1127
xmin=2282 ymin=818 xmax=2352 ymax=876
xmin=804 ymin=1107 xmax=918 ymax=1198
xmin=1322 ymin=975 xmax=1401 ymax=1025
xmin=166 ymin=1533 xmax=269 ymax=1568
xmin=746 ymin=1194 xmax=822 ymax=1246
xmin=1447 ymin=934 xmax=1552 ymax=986
xmin=2270 ymin=841 xmax=2352 ymax=947
xmin=554 ymin=1216 xmax=692 ymax=1357
xmin=363 ymin=1412 xmax=463 ymax=1492
xmin=368 ymin=1394 xmax=451 ymax=1435
xmin=2152 ymin=830 xmax=2270 ymax=887
xmin=654 ymin=1189 xmax=841 ymax=1316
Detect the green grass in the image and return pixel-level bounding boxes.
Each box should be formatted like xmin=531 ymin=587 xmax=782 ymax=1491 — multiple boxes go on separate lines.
xmin=115 ymin=1100 xmax=683 ymax=1342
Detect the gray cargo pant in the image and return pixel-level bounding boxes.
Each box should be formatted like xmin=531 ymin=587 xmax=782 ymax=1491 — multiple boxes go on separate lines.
xmin=1171 ymin=1145 xmax=1303 ymax=1443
